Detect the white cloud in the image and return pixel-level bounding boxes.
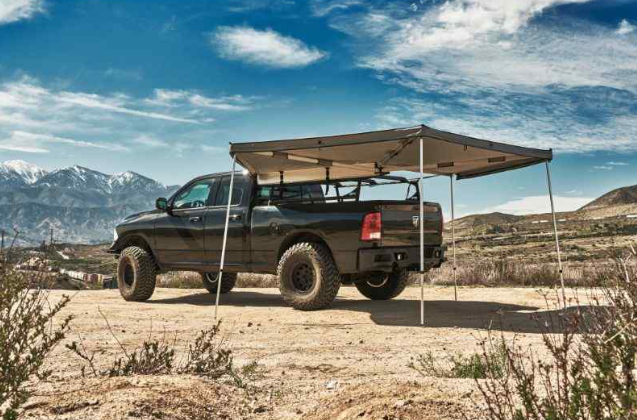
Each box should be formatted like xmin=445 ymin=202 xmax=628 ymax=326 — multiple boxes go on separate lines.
xmin=0 ymin=0 xmax=44 ymax=25
xmin=330 ymin=1 xmax=637 ymax=95
xmin=375 ymin=97 xmax=637 ymax=153
xmin=607 ymin=161 xmax=629 ymax=166
xmin=147 ymin=89 xmax=255 ymax=111
xmin=56 ymin=91 xmax=199 ymax=124
xmin=486 ymin=195 xmax=593 ymax=215
xmin=0 ymin=77 xmax=201 ymax=128
xmin=593 ymin=165 xmax=613 ymax=171
xmin=133 ymin=135 xmax=169 ymax=148
xmin=311 ymin=0 xmax=363 ymax=17
xmin=617 ymin=19 xmax=636 ymax=35
xmin=0 ymin=131 xmax=129 ymax=153
xmin=212 ymin=26 xmax=327 ymax=68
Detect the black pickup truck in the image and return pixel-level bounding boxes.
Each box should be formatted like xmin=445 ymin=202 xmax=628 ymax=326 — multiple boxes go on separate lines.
xmin=109 ymin=172 xmax=445 ymax=310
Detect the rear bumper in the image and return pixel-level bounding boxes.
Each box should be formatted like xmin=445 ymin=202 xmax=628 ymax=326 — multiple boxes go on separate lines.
xmin=358 ymin=246 xmax=445 ymax=273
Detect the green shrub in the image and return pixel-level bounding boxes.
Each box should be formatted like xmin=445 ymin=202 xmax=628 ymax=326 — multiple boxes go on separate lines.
xmin=411 ymin=340 xmax=507 ymax=380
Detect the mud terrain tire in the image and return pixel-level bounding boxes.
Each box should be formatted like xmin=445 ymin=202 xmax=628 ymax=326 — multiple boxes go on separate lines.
xmin=278 ymin=242 xmax=341 ymax=310
xmin=117 ymin=246 xmax=156 ymax=301
xmin=201 ymin=272 xmax=237 ymax=294
xmin=355 ymin=269 xmax=411 ymax=300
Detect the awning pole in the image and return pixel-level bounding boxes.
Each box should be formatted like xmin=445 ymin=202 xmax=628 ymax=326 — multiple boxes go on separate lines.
xmin=545 ymin=161 xmax=566 ymax=308
xmin=450 ymin=175 xmax=457 ymax=301
xmin=419 ymin=137 xmax=425 ymax=326
xmin=215 ymin=155 xmax=237 ymax=320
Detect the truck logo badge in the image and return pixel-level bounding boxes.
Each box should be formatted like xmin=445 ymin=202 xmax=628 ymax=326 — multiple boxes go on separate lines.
xmin=412 ymin=216 xmax=419 ymax=228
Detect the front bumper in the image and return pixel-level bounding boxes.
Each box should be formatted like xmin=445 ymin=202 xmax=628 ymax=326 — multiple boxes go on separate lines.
xmin=358 ymin=246 xmax=445 ymax=273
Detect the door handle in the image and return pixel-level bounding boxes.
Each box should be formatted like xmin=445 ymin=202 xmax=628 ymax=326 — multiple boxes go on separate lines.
xmin=229 ymin=214 xmax=242 ymax=221
xmin=189 ymin=216 xmax=202 ymax=223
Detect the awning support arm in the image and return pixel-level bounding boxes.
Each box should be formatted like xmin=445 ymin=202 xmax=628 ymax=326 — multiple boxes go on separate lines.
xmin=450 ymin=175 xmax=458 ymax=301
xmin=545 ymin=161 xmax=566 ymax=308
xmin=214 ymin=155 xmax=237 ymax=320
xmin=379 ymin=139 xmax=414 ymax=167
xmin=419 ymin=137 xmax=425 ymax=326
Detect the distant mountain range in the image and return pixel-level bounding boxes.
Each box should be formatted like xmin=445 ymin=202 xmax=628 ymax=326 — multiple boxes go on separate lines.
xmin=451 ymin=183 xmax=637 ymax=231
xmin=0 ymin=160 xmax=179 ymax=245
xmin=581 ymin=185 xmax=637 ymax=210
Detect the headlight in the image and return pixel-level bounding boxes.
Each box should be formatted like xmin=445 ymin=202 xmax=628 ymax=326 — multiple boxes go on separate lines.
xmin=113 ymin=228 xmax=119 ymax=241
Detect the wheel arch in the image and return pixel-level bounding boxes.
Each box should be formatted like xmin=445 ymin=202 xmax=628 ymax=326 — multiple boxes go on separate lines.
xmin=277 ymin=231 xmax=335 ymax=267
xmin=114 ymin=235 xmax=159 ymax=268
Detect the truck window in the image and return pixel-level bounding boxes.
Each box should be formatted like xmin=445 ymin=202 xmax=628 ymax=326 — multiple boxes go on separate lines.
xmin=172 ymin=178 xmax=217 ymax=209
xmin=256 ymin=184 xmax=324 ymax=204
xmin=215 ymin=176 xmax=247 ymax=206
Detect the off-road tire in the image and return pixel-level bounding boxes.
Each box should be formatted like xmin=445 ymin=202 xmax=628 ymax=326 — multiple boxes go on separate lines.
xmin=277 ymin=242 xmax=341 ymax=310
xmin=201 ymin=272 xmax=237 ymax=294
xmin=355 ymin=269 xmax=411 ymax=300
xmin=117 ymin=246 xmax=156 ymax=302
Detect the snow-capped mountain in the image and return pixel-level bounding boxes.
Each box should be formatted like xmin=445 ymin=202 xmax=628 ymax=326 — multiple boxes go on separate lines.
xmin=0 ymin=160 xmax=48 ymax=190
xmin=0 ymin=160 xmax=180 ymax=245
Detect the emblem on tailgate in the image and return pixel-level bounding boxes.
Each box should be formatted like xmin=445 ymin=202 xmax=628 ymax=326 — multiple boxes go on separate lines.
xmin=412 ymin=215 xmax=419 ymax=228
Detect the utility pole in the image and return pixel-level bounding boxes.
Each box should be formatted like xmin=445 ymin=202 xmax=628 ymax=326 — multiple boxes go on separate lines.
xmin=1 ymin=229 xmax=4 ymax=263
xmin=50 ymin=227 xmax=54 ymax=249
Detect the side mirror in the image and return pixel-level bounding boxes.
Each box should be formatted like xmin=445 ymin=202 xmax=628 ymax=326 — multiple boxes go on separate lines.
xmin=155 ymin=197 xmax=168 ymax=212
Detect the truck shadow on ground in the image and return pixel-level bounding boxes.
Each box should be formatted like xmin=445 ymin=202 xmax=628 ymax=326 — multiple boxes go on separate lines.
xmin=149 ymin=290 xmax=603 ymax=334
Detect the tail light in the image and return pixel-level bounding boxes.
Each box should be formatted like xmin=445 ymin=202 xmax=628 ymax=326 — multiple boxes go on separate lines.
xmin=361 ymin=212 xmax=382 ymax=241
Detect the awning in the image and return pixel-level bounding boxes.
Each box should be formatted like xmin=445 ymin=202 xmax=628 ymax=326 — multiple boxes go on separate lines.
xmin=230 ymin=124 xmax=552 ymax=185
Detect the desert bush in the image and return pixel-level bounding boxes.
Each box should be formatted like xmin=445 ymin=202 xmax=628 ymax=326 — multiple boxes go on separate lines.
xmin=423 ymin=258 xmax=608 ymax=288
xmin=0 ymin=263 xmax=72 ymax=419
xmin=475 ymin=244 xmax=637 ymax=420
xmin=411 ymin=340 xmax=507 ymax=380
xmin=66 ymin=318 xmax=252 ymax=388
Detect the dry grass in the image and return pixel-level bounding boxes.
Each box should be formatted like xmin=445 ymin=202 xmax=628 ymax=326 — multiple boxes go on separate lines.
xmin=423 ymin=258 xmax=612 ymax=288
xmin=157 ymin=272 xmax=278 ymax=289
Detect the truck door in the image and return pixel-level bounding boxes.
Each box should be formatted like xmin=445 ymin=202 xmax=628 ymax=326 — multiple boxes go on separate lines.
xmin=154 ymin=177 xmax=218 ymax=268
xmin=204 ymin=174 xmax=249 ymax=271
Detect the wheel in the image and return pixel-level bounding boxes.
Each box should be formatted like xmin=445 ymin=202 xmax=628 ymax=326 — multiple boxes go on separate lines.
xmin=354 ymin=269 xmax=411 ymax=300
xmin=277 ymin=242 xmax=341 ymax=311
xmin=117 ymin=246 xmax=157 ymax=301
xmin=201 ymin=272 xmax=237 ymax=294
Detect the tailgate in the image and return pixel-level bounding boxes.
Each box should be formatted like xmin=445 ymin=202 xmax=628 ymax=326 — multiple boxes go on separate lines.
xmin=380 ymin=202 xmax=443 ymax=247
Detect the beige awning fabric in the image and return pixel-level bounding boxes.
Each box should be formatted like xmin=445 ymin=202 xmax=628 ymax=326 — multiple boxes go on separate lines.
xmin=229 ymin=125 xmax=552 ymax=185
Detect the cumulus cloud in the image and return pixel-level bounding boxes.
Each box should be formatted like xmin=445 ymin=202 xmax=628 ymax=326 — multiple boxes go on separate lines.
xmin=486 ymin=195 xmax=593 ymax=215
xmin=212 ymin=26 xmax=327 ymax=68
xmin=617 ymin=19 xmax=636 ymax=35
xmin=0 ymin=0 xmax=45 ymax=25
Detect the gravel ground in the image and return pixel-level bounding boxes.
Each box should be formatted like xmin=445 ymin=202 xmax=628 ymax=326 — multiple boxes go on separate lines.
xmin=23 ymin=285 xmax=582 ymax=420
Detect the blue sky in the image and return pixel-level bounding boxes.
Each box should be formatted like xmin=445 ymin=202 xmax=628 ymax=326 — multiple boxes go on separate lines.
xmin=0 ymin=0 xmax=636 ymax=217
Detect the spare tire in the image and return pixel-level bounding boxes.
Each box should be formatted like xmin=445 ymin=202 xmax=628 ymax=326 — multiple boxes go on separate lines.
xmin=201 ymin=272 xmax=237 ymax=294
xmin=355 ymin=269 xmax=411 ymax=300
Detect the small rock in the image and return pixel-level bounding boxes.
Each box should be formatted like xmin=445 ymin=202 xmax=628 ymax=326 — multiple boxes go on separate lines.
xmin=247 ymin=322 xmax=253 ymax=327
xmin=326 ymin=380 xmax=338 ymax=390
xmin=394 ymin=399 xmax=410 ymax=408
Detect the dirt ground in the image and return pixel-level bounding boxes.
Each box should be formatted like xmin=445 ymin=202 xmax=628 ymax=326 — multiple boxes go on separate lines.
xmin=24 ymin=285 xmax=581 ymax=420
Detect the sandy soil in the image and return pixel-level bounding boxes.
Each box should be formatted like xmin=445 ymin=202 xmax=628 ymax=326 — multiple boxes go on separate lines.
xmin=23 ymin=286 xmax=580 ymax=420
